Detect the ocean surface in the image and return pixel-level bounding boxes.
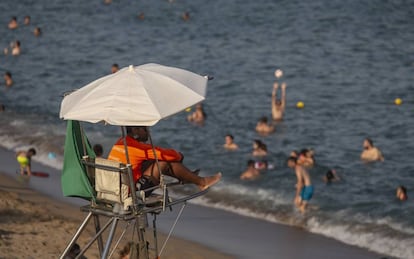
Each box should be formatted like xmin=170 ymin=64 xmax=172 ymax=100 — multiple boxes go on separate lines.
xmin=1 ymin=0 xmax=414 ymax=258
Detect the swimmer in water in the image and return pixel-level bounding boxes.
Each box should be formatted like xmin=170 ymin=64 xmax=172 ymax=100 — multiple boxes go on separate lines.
xmin=323 ymin=169 xmax=340 ymax=183
xmin=240 ymin=160 xmax=260 ymax=180
xmin=360 ymin=138 xmax=384 ymax=162
xmin=223 ymin=134 xmax=239 ymax=150
xmin=8 ymin=16 xmax=18 ymax=30
xmin=4 ymin=71 xmax=13 ymax=88
xmin=252 ymin=139 xmax=267 ymax=157
xmin=396 ymin=186 xmax=407 ymax=201
xmin=255 ymin=116 xmax=275 ymax=135
xmin=187 ymin=103 xmax=206 ymax=124
xmin=11 ymin=40 xmax=21 ymax=56
xmin=111 ymin=63 xmax=119 ymax=73
xmin=16 ymin=148 xmax=36 ymax=176
xmin=271 ymin=82 xmax=287 ymax=121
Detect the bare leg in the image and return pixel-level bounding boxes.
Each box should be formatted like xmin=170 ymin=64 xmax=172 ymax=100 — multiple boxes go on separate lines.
xmin=143 ymin=161 xmax=221 ymax=190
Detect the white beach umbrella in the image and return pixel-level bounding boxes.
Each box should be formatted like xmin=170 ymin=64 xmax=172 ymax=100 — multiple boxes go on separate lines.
xmin=59 ymin=63 xmax=207 ymax=126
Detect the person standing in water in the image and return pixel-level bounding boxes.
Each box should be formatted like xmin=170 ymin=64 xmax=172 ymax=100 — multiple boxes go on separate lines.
xmin=287 ymin=156 xmax=313 ymax=214
xmin=272 ymin=69 xmax=287 ymax=121
xmin=16 ymin=148 xmax=36 ymax=176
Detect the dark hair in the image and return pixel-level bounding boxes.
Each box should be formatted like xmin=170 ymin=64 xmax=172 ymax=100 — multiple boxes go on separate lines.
xmin=93 ymin=144 xmax=103 ymax=157
xmin=15 ymin=40 xmax=20 ymax=47
xmin=287 ymin=156 xmax=297 ymax=164
xmin=399 ymin=185 xmax=407 ymax=195
xmin=226 ymin=134 xmax=234 ymax=140
xmin=247 ymin=159 xmax=255 ymax=166
xmin=254 ymin=139 xmax=267 ymax=151
xmin=326 ymin=170 xmax=334 ymax=181
xmin=28 ymin=148 xmax=36 ymax=155
xmin=126 ymin=126 xmax=146 ymax=134
xmin=365 ymin=138 xmax=373 ymax=146
xmin=259 ymin=116 xmax=268 ymax=123
xmin=112 ymin=63 xmax=119 ymax=68
xmin=5 ymin=71 xmax=12 ymax=77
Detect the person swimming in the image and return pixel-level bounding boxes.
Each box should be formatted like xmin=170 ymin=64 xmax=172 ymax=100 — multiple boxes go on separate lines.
xmin=396 ymin=186 xmax=408 ymax=201
xmin=324 ymin=169 xmax=340 ymax=183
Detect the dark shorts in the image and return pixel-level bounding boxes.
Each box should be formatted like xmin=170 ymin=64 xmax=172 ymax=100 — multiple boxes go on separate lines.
xmin=137 ymin=160 xmax=157 ymax=197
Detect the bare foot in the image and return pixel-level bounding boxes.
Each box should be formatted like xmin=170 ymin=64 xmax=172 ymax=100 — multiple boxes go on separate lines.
xmin=199 ymin=172 xmax=222 ymax=191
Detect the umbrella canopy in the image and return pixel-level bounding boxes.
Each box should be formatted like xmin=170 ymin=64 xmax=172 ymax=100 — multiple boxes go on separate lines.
xmin=59 ymin=63 xmax=207 ymax=126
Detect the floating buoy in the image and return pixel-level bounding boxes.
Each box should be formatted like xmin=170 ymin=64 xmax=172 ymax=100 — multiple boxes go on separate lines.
xmin=185 ymin=107 xmax=192 ymax=112
xmin=296 ymin=101 xmax=304 ymax=109
xmin=394 ymin=98 xmax=402 ymax=105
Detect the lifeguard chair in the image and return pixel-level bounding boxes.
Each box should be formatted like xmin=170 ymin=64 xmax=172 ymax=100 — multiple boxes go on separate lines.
xmin=58 ymin=63 xmax=214 ymax=259
xmin=59 ymin=120 xmax=208 ymax=259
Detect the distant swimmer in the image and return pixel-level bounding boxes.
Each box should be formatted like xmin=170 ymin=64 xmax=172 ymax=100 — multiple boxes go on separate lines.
xmin=11 ymin=40 xmax=21 ymax=56
xmin=33 ymin=27 xmax=42 ymax=37
xmin=181 ymin=11 xmax=190 ymax=21
xmin=137 ymin=12 xmax=145 ymax=20
xmin=187 ymin=103 xmax=206 ymax=124
xmin=16 ymin=148 xmax=36 ymax=176
xmin=8 ymin=16 xmax=18 ymax=30
xmin=255 ymin=116 xmax=275 ymax=135
xmin=287 ymin=156 xmax=313 ymax=214
xmin=223 ymin=134 xmax=239 ymax=150
xmin=252 ymin=139 xmax=267 ymax=157
xmin=240 ymin=160 xmax=260 ymax=180
xmin=111 ymin=63 xmax=119 ymax=73
xmin=271 ymin=82 xmax=286 ymax=121
xmin=360 ymin=138 xmax=384 ymax=162
xmin=323 ymin=169 xmax=340 ymax=183
xmin=4 ymin=71 xmax=13 ymax=88
xmin=396 ymin=186 xmax=407 ymax=201
xmin=24 ymin=15 xmax=31 ymax=26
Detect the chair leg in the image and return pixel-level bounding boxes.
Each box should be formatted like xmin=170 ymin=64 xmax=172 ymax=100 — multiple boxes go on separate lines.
xmin=93 ymin=214 xmax=104 ymax=257
xmin=59 ymin=212 xmax=93 ymax=259
xmin=101 ymin=217 xmax=119 ymax=259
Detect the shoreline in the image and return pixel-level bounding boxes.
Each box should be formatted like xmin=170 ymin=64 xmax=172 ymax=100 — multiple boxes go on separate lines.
xmin=0 ymin=146 xmax=387 ymax=259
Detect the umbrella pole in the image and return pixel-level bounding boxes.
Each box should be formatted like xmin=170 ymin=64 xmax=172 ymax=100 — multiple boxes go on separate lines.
xmin=121 ymin=126 xmax=139 ymax=213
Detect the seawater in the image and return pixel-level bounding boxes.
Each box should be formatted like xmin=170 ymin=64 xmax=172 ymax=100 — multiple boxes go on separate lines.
xmin=1 ymin=0 xmax=414 ymax=258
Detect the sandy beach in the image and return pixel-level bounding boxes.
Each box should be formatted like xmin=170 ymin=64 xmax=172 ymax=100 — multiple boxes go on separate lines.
xmin=0 ymin=172 xmax=233 ymax=259
xmin=0 ymin=146 xmax=388 ymax=259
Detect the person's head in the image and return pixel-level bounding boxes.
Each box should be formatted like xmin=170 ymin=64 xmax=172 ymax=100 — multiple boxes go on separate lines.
xmin=33 ymin=27 xmax=41 ymax=36
xmin=225 ymin=134 xmax=234 ymax=144
xmin=363 ymin=138 xmax=374 ymax=149
xmin=93 ymin=144 xmax=103 ymax=157
xmin=24 ymin=15 xmax=30 ymax=25
xmin=396 ymin=186 xmax=407 ymax=201
xmin=111 ymin=63 xmax=119 ymax=73
xmin=196 ymin=103 xmax=203 ymax=110
xmin=4 ymin=71 xmax=12 ymax=80
xmin=258 ymin=116 xmax=268 ymax=124
xmin=15 ymin=40 xmax=20 ymax=47
xmin=287 ymin=156 xmax=297 ymax=168
xmin=27 ymin=148 xmax=36 ymax=157
xmin=326 ymin=170 xmax=334 ymax=182
xmin=11 ymin=16 xmax=17 ymax=22
xmin=126 ymin=126 xmax=148 ymax=142
xmin=247 ymin=159 xmax=255 ymax=168
xmin=290 ymin=150 xmax=298 ymax=158
xmin=253 ymin=139 xmax=267 ymax=151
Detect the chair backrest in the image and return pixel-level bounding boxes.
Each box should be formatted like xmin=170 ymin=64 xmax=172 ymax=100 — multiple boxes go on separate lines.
xmin=93 ymin=157 xmax=130 ymax=204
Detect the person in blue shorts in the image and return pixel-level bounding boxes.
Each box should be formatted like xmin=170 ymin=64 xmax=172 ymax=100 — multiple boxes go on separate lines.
xmin=287 ymin=156 xmax=313 ymax=214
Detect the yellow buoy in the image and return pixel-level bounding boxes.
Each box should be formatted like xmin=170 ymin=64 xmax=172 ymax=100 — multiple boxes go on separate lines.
xmin=394 ymin=98 xmax=402 ymax=105
xmin=185 ymin=107 xmax=192 ymax=112
xmin=296 ymin=101 xmax=304 ymax=109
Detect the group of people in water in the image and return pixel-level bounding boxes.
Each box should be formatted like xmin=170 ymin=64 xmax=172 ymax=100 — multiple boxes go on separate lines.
xmin=1 ymin=15 xmax=42 ymax=111
xmin=221 ymin=73 xmax=406 ymax=213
